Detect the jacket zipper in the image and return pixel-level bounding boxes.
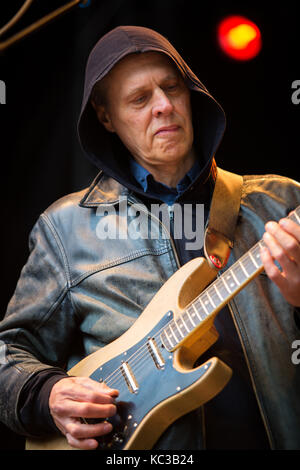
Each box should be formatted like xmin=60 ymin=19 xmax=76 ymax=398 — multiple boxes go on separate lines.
xmin=127 ymin=196 xmax=181 ymax=269
xmin=226 ymin=297 xmax=274 ymax=449
xmin=167 ymin=204 xmax=174 ymax=222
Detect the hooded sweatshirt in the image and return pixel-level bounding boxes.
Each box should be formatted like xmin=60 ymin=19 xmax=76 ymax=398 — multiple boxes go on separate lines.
xmin=18 ymin=26 xmax=269 ymax=449
xmin=77 ymin=25 xmax=226 ymax=193
xmin=77 ymin=25 xmax=226 ymax=264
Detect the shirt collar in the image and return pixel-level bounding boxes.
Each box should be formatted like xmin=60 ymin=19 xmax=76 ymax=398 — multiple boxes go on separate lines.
xmin=129 ymin=157 xmax=202 ymax=204
xmin=129 ymin=158 xmax=151 ymax=192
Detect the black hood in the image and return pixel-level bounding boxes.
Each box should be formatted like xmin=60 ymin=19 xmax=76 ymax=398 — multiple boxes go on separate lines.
xmin=78 ymin=25 xmax=226 ymax=194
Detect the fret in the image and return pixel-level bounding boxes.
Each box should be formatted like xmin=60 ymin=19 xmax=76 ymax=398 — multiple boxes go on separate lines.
xmin=191 ymin=303 xmax=202 ymax=322
xmin=239 ymin=259 xmax=249 ymax=277
xmin=210 ymin=287 xmax=223 ymax=310
xmin=236 ymin=263 xmax=248 ymax=284
xmin=182 ymin=311 xmax=194 ymax=331
xmin=216 ymin=278 xmax=229 ymax=299
xmin=164 ymin=328 xmax=175 ymax=349
xmin=257 ymin=240 xmax=265 ymax=252
xmin=199 ymin=296 xmax=209 ymax=316
xmin=221 ymin=275 xmax=231 ymax=294
xmin=249 ymin=249 xmax=259 ymax=268
xmin=176 ymin=316 xmax=188 ymax=335
xmin=242 ymin=255 xmax=257 ymax=276
xmin=170 ymin=322 xmax=179 ymax=343
xmin=214 ymin=282 xmax=224 ymax=301
xmin=201 ymin=293 xmax=214 ymax=314
xmin=179 ymin=314 xmax=190 ymax=333
xmin=161 ymin=330 xmax=174 ymax=351
xmin=191 ymin=306 xmax=200 ymax=322
xmin=186 ymin=308 xmax=196 ymax=327
xmin=174 ymin=318 xmax=185 ymax=338
xmin=174 ymin=318 xmax=184 ymax=340
xmin=194 ymin=299 xmax=207 ymax=320
xmin=231 ymin=266 xmax=241 ymax=285
xmin=225 ymin=271 xmax=238 ymax=291
xmin=206 ymin=290 xmax=216 ymax=308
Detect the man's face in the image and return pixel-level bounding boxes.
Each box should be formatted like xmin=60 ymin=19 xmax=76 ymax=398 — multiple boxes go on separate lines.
xmin=94 ymin=52 xmax=194 ymax=173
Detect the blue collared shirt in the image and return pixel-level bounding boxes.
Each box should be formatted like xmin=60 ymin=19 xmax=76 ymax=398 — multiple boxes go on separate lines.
xmin=129 ymin=157 xmax=201 ymax=205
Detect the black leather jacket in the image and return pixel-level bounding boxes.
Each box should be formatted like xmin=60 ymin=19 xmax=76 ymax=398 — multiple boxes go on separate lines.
xmin=0 ymin=169 xmax=299 ymax=448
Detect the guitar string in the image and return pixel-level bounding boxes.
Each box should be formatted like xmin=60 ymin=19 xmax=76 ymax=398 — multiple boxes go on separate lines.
xmin=96 ymin=209 xmax=300 ymax=389
xmin=99 ymin=246 xmax=264 ymax=385
xmin=99 ymin=242 xmax=265 ymax=390
xmin=100 ymin=238 xmax=295 ymax=389
xmin=101 ymin=324 xmax=168 ymax=389
xmin=103 ymin=222 xmax=297 ymax=390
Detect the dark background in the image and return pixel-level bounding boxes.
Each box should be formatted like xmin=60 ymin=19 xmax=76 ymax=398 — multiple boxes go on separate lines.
xmin=0 ymin=0 xmax=299 ymax=450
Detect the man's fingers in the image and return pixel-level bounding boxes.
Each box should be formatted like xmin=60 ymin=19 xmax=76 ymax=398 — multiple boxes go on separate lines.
xmin=50 ymin=396 xmax=117 ymax=419
xmin=83 ymin=378 xmax=119 ymax=398
xmin=65 ymin=433 xmax=99 ymax=450
xmin=67 ymin=384 xmax=118 ymax=405
xmin=66 ymin=418 xmax=113 ymax=440
xmin=63 ymin=417 xmax=113 ymax=450
xmin=261 ymin=218 xmax=300 ymax=306
xmin=66 ymin=400 xmax=117 ymax=419
xmin=50 ymin=377 xmax=119 ymax=407
xmin=280 ymin=216 xmax=300 ymax=240
xmin=49 ymin=376 xmax=120 ymax=448
xmin=265 ymin=220 xmax=300 ymax=264
xmin=260 ymin=245 xmax=288 ymax=287
xmin=262 ymin=230 xmax=298 ymax=273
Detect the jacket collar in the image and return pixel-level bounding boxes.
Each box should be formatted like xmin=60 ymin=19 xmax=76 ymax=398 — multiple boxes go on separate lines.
xmin=80 ymin=159 xmax=218 ymax=208
xmin=79 ymin=171 xmax=131 ymax=207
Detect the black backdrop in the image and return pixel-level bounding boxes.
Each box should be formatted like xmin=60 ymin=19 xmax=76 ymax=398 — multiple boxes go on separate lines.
xmin=0 ymin=0 xmax=299 ymax=450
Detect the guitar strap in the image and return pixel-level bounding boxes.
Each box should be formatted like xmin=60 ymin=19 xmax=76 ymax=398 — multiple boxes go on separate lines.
xmin=204 ymin=167 xmax=243 ymax=270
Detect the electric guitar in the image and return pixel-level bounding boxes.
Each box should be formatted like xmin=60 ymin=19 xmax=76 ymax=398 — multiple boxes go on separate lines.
xmin=26 ymin=206 xmax=300 ymax=450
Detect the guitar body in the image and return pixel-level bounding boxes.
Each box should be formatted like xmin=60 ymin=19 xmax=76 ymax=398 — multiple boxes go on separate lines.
xmin=25 ymin=205 xmax=300 ymax=450
xmin=26 ymin=257 xmax=233 ymax=450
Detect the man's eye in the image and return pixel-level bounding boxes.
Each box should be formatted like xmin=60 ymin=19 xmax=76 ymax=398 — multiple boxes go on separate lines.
xmin=134 ymin=95 xmax=146 ymax=104
xmin=166 ymin=84 xmax=178 ymax=91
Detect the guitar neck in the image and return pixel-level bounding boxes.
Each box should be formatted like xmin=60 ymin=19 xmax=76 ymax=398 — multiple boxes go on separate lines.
xmin=161 ymin=206 xmax=300 ymax=352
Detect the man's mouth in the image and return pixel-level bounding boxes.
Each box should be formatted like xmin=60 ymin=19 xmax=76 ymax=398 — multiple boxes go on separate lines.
xmin=155 ymin=125 xmax=180 ymax=136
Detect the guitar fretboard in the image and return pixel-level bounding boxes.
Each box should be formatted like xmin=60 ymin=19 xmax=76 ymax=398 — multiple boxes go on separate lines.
xmin=161 ymin=206 xmax=300 ymax=351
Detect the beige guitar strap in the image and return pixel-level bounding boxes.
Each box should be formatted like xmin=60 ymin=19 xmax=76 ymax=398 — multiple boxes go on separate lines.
xmin=204 ymin=167 xmax=243 ymax=270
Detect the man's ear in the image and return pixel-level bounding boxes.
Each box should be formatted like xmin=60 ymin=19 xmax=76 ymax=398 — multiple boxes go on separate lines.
xmin=91 ymin=100 xmax=115 ymax=133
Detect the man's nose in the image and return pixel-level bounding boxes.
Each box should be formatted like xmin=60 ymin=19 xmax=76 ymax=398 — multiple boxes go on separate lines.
xmin=152 ymin=89 xmax=173 ymax=117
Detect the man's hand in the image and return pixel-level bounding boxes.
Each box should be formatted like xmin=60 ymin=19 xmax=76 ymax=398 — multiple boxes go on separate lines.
xmin=260 ymin=216 xmax=300 ymax=306
xmin=49 ymin=376 xmax=119 ymax=450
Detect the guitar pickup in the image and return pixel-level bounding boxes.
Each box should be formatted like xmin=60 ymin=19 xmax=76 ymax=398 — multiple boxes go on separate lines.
xmin=147 ymin=338 xmax=165 ymax=370
xmin=120 ymin=361 xmax=139 ymax=394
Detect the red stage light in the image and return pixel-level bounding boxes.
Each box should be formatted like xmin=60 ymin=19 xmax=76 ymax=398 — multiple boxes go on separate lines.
xmin=217 ymin=15 xmax=262 ymax=61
